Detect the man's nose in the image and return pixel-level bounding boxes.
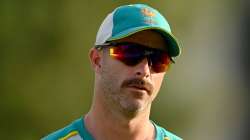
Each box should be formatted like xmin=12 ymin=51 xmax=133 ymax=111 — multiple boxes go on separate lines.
xmin=135 ymin=58 xmax=151 ymax=78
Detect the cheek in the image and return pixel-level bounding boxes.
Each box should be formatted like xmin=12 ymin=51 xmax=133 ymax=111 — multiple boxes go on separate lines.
xmin=152 ymin=73 xmax=165 ymax=93
xmin=101 ymin=57 xmax=129 ymax=88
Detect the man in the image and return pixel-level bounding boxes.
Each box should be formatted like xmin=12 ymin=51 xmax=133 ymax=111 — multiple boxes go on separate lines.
xmin=42 ymin=4 xmax=182 ymax=140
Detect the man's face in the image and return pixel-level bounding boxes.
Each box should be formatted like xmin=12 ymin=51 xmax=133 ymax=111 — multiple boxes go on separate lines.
xmin=94 ymin=30 xmax=169 ymax=117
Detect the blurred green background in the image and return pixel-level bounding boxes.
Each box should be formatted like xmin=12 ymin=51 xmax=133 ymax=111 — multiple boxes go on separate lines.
xmin=1 ymin=0 xmax=249 ymax=140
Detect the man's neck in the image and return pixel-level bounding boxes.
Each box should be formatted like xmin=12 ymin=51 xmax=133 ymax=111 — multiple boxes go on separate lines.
xmin=84 ymin=98 xmax=155 ymax=140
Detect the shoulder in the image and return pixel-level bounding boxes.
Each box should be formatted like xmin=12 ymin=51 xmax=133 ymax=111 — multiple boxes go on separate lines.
xmin=41 ymin=118 xmax=83 ymax=140
xmin=153 ymin=122 xmax=183 ymax=140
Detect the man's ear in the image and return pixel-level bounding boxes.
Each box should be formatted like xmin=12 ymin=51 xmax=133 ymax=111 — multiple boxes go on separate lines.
xmin=89 ymin=48 xmax=102 ymax=73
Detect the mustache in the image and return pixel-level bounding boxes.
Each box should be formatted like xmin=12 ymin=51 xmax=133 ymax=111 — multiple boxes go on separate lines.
xmin=121 ymin=78 xmax=153 ymax=94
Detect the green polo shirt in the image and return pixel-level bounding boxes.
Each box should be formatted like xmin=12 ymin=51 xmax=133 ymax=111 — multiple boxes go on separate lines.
xmin=42 ymin=117 xmax=182 ymax=140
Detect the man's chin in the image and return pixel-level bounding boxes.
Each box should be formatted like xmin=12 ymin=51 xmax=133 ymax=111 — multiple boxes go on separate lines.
xmin=119 ymin=100 xmax=148 ymax=117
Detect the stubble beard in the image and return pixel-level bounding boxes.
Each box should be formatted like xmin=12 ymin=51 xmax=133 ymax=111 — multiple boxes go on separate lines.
xmin=100 ymin=70 xmax=151 ymax=119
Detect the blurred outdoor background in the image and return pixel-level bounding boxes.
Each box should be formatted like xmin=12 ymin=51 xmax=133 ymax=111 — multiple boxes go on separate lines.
xmin=1 ymin=0 xmax=249 ymax=140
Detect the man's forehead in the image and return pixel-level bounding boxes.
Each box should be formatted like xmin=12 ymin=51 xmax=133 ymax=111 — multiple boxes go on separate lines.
xmin=114 ymin=30 xmax=167 ymax=51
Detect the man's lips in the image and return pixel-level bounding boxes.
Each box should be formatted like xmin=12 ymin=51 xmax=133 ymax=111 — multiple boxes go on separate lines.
xmin=127 ymin=84 xmax=150 ymax=94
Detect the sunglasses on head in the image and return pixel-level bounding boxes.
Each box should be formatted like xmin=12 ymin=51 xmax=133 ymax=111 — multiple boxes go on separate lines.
xmin=95 ymin=42 xmax=174 ymax=73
